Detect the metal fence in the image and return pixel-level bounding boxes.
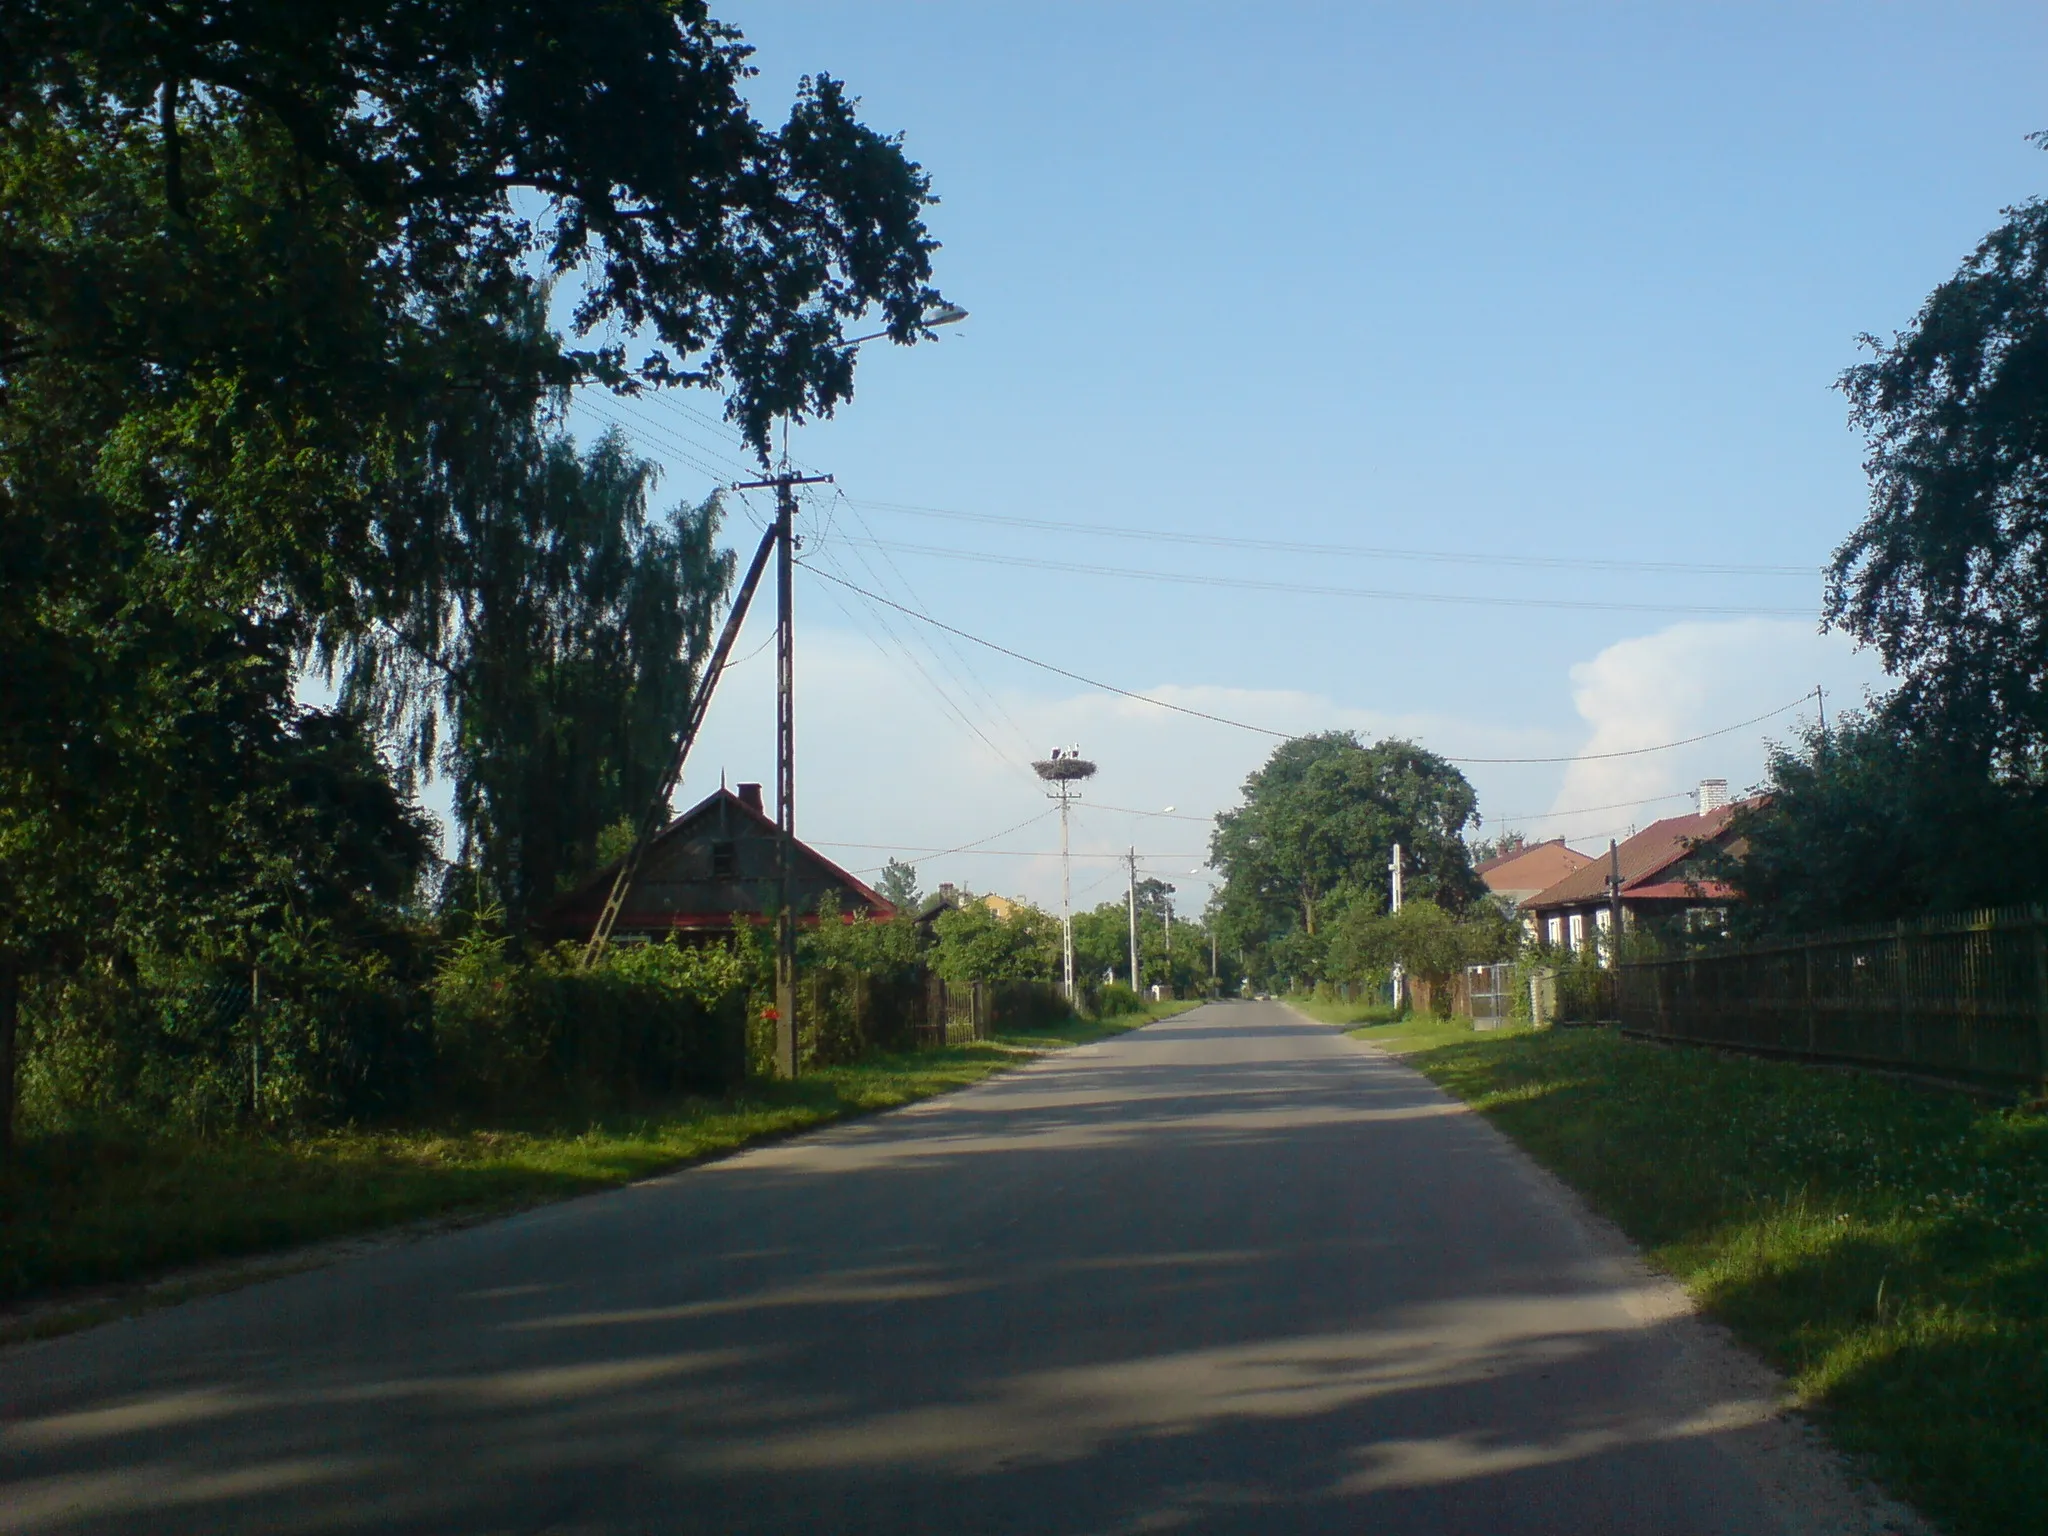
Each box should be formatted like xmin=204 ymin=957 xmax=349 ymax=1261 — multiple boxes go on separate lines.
xmin=1466 ymin=963 xmax=1515 ymax=1028
xmin=1617 ymin=904 xmax=2048 ymax=1086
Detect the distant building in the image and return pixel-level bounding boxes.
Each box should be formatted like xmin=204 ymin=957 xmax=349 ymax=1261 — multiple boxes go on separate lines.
xmin=1520 ymin=789 xmax=1755 ymax=958
xmin=540 ymin=783 xmax=893 ymax=941
xmin=1475 ymin=838 xmax=1596 ymax=910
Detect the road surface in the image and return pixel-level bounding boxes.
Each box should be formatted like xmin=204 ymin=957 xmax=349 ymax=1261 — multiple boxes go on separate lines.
xmin=2 ymin=1002 xmax=1898 ymax=1534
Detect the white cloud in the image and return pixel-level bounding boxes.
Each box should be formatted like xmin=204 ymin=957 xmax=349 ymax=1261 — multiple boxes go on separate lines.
xmin=684 ymin=622 xmax=1570 ymax=915
xmin=1536 ymin=619 xmax=1888 ymax=850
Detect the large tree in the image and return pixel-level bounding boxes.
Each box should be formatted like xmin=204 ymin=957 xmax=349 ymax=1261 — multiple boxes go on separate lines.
xmin=1831 ymin=169 xmax=2048 ymax=770
xmin=0 ymin=1 xmax=945 ymax=1139
xmin=1209 ymin=733 xmax=1482 ymax=982
xmin=1720 ymin=712 xmax=2048 ymax=938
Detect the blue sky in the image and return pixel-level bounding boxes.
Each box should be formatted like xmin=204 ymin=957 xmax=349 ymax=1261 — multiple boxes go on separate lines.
xmin=558 ymin=3 xmax=2048 ymax=913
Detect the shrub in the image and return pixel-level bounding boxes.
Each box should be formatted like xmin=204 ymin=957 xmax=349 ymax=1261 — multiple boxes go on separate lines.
xmin=1094 ymin=981 xmax=1144 ymax=1017
xmin=431 ymin=931 xmax=746 ymax=1111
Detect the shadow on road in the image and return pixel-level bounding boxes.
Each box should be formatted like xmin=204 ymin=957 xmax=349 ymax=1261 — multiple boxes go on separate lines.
xmin=0 ymin=1003 xmax=1789 ymax=1535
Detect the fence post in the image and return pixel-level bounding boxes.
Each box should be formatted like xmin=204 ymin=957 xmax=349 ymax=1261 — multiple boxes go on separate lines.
xmin=1803 ymin=944 xmax=1816 ymax=1057
xmin=2033 ymin=916 xmax=2048 ymax=1091
xmin=1896 ymin=919 xmax=1911 ymax=1065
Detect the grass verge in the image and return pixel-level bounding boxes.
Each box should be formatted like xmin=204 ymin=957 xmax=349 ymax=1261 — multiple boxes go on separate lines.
xmin=1298 ymin=998 xmax=2047 ymax=1536
xmin=1 ymin=999 xmax=1199 ymax=1337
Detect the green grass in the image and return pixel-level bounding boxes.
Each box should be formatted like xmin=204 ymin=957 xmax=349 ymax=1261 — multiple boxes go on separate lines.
xmin=0 ymin=1002 xmax=1196 ymax=1330
xmin=1316 ymin=1003 xmax=2048 ymax=1536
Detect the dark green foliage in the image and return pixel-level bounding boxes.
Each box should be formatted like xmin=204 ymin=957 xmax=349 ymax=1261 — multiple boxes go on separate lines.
xmin=430 ymin=929 xmax=746 ymax=1110
xmin=1722 ymin=712 xmax=2048 ymax=937
xmin=1210 ymin=732 xmax=1483 ymax=983
xmin=1832 ymin=176 xmax=2048 ymax=768
xmin=353 ymin=422 xmax=733 ymax=922
xmin=873 ymin=859 xmax=922 ymax=912
xmin=932 ymin=900 xmax=1058 ymax=985
xmin=1092 ymin=981 xmax=1144 ymax=1018
xmin=798 ymin=902 xmax=928 ymax=1063
xmin=1 ymin=2 xmax=943 ymax=1138
xmin=1326 ymin=897 xmax=1516 ymax=1003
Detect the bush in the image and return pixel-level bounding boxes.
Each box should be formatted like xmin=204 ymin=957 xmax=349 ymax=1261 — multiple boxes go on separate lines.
xmin=430 ymin=931 xmax=746 ymax=1111
xmin=19 ymin=926 xmax=430 ymax=1136
xmin=1094 ymin=981 xmax=1144 ymax=1017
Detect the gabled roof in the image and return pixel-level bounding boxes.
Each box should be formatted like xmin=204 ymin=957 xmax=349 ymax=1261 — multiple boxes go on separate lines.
xmin=1476 ymin=838 xmax=1596 ymax=898
xmin=540 ymin=787 xmax=893 ymax=936
xmin=1521 ymin=799 xmax=1756 ymax=911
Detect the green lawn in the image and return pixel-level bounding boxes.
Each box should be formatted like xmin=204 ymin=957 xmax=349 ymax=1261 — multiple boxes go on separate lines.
xmin=1300 ymin=1000 xmax=2048 ymax=1536
xmin=1 ymin=1000 xmax=1197 ymax=1337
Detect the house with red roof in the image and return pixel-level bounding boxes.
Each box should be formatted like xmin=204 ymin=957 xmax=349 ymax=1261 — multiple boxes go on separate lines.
xmin=540 ymin=782 xmax=894 ymax=942
xmin=1520 ymin=793 xmax=1755 ymax=958
xmin=1475 ymin=838 xmax=1597 ymax=910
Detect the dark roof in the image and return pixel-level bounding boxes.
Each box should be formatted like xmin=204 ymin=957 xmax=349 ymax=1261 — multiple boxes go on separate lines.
xmin=539 ymin=787 xmax=893 ymax=936
xmin=1521 ymin=799 xmax=1756 ymax=911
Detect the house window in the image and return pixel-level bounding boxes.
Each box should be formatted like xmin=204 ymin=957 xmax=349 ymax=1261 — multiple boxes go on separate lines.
xmin=710 ymin=841 xmax=736 ymax=878
xmin=1567 ymin=913 xmax=1585 ymax=951
xmin=1546 ymin=915 xmax=1562 ymax=948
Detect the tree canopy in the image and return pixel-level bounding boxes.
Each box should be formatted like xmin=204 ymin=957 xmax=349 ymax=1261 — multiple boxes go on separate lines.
xmin=1 ymin=2 xmax=946 ymax=1135
xmin=1831 ymin=172 xmax=2048 ymax=770
xmin=1720 ymin=712 xmax=2048 ymax=938
xmin=1209 ymin=733 xmax=1482 ymax=983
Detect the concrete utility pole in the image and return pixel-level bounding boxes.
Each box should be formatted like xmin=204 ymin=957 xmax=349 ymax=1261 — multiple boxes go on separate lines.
xmin=733 ymin=468 xmax=833 ymax=1078
xmin=1389 ymin=842 xmax=1405 ymax=1008
xmin=1033 ymin=750 xmax=1095 ymax=1003
xmin=1128 ymin=848 xmax=1141 ymax=994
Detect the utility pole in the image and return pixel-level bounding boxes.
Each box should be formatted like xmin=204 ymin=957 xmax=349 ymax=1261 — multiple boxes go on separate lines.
xmin=1389 ymin=842 xmax=1404 ymax=1009
xmin=732 ymin=468 xmax=832 ymax=1078
xmin=584 ymin=519 xmax=781 ymax=965
xmin=1128 ymin=847 xmax=1141 ymax=994
xmin=1606 ymin=837 xmax=1624 ymax=969
xmin=1033 ymin=750 xmax=1094 ymax=1003
xmin=1816 ymin=684 xmax=1827 ymax=735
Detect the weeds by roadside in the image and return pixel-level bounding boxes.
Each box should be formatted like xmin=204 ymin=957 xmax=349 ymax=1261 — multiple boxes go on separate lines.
xmin=1324 ymin=1007 xmax=2047 ymax=1536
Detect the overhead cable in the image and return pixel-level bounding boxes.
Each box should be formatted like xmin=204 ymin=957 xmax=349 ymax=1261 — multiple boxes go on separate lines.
xmin=801 ymin=564 xmax=1820 ymax=765
xmin=844 ymin=497 xmax=1817 ymax=579
xmin=825 ymin=535 xmax=1814 ymax=618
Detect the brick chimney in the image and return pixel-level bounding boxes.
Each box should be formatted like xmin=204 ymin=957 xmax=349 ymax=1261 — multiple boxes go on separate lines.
xmin=1697 ymin=778 xmax=1729 ymax=814
xmin=736 ymin=782 xmax=765 ymax=815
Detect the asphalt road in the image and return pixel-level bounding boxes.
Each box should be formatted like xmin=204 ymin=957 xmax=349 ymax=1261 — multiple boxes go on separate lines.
xmin=2 ymin=1003 xmax=1875 ymax=1534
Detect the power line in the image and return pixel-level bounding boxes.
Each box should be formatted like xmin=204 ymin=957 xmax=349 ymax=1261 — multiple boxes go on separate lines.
xmin=1453 ymin=692 xmax=1816 ymax=764
xmin=1490 ymin=791 xmax=1696 ymax=824
xmin=826 ymin=535 xmax=1815 ymax=618
xmin=800 ymin=563 xmax=1820 ymax=765
xmin=844 ymin=496 xmax=1818 ymax=579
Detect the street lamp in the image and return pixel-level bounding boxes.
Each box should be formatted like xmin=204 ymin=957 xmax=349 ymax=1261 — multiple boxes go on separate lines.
xmin=844 ymin=301 xmax=969 ymax=348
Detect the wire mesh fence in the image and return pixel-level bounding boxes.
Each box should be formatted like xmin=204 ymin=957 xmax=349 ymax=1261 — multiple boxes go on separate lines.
xmin=1617 ymin=904 xmax=2048 ymax=1086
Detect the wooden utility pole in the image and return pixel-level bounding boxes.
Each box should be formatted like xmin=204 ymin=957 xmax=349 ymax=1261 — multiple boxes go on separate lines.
xmin=1606 ymin=838 xmax=1625 ymax=966
xmin=733 ymin=469 xmax=833 ymax=1078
